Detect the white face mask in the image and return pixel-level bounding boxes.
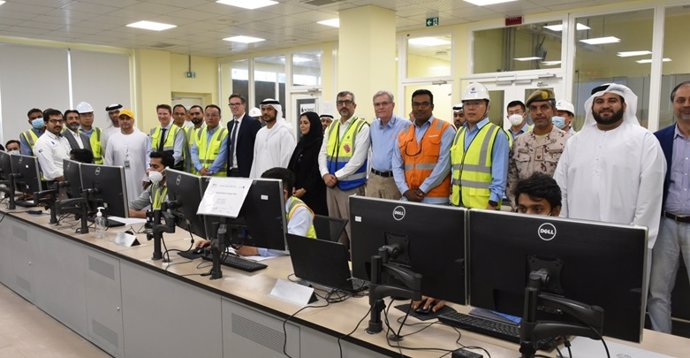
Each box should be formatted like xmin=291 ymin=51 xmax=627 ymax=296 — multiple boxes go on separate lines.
xmin=148 ymin=170 xmax=163 ymax=185
xmin=508 ymin=114 xmax=524 ymax=126
xmin=7 ymin=150 xmax=19 ymax=155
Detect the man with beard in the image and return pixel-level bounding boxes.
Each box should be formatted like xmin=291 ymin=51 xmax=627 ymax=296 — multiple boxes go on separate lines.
xmin=184 ymin=105 xmax=205 ymax=172
xmin=62 ymin=109 xmax=92 ymax=152
xmin=554 ymin=83 xmax=666 ymax=250
xmin=105 ymin=109 xmax=150 ymax=203
xmin=102 ymin=103 xmax=123 ymax=151
xmin=34 ymin=108 xmax=71 ymax=181
xmin=249 ymin=99 xmax=296 ymax=178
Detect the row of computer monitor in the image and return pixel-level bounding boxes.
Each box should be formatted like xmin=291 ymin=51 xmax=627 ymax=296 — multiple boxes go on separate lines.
xmin=0 ymin=151 xmax=647 ymax=344
xmin=349 ymin=196 xmax=647 ymax=344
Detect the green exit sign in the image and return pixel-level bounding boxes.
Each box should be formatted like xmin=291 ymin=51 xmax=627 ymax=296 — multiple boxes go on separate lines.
xmin=426 ymin=17 xmax=439 ymax=27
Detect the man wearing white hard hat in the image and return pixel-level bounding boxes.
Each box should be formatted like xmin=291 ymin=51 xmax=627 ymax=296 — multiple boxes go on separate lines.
xmin=450 ymin=83 xmax=510 ymax=209
xmin=554 ymin=99 xmax=576 ymax=135
xmin=554 ymin=83 xmax=666 ymax=250
xmin=76 ymin=101 xmax=104 ymax=164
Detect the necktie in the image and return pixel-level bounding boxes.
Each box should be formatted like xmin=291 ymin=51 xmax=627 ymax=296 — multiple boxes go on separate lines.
xmin=158 ymin=128 xmax=167 ymax=151
xmin=227 ymin=120 xmax=239 ymax=168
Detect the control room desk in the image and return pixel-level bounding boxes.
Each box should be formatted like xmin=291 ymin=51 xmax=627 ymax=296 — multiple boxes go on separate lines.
xmin=0 ymin=209 xmax=688 ymax=358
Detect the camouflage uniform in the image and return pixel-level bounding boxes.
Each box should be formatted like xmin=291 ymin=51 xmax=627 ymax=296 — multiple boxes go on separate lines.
xmin=507 ymin=125 xmax=568 ymax=205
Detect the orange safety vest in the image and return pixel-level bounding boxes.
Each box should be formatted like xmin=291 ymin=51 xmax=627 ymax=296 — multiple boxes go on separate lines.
xmin=398 ymin=117 xmax=451 ymax=198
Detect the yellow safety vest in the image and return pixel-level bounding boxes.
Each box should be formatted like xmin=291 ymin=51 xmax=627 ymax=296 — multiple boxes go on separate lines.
xmin=450 ymin=122 xmax=505 ymax=208
xmin=151 ymin=125 xmax=181 ymax=152
xmin=183 ymin=126 xmax=196 ymax=172
xmin=79 ymin=127 xmax=102 ymax=164
xmin=286 ymin=197 xmax=316 ymax=239
xmin=325 ymin=116 xmax=368 ymax=191
xmin=152 ymin=185 xmax=168 ymax=210
xmin=194 ymin=126 xmax=228 ymax=176
xmin=20 ymin=129 xmax=40 ymax=154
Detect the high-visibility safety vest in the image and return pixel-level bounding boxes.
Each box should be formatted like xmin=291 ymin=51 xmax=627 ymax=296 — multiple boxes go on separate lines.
xmin=325 ymin=116 xmax=368 ymax=191
xmin=183 ymin=126 xmax=196 ymax=172
xmin=450 ymin=122 xmax=506 ymax=208
xmin=150 ymin=125 xmax=181 ymax=153
xmin=398 ymin=118 xmax=451 ymax=198
xmin=194 ymin=126 xmax=227 ymax=177
xmin=80 ymin=127 xmax=103 ymax=164
xmin=152 ymin=185 xmax=168 ymax=210
xmin=286 ymin=197 xmax=316 ymax=239
xmin=20 ymin=129 xmax=39 ymax=154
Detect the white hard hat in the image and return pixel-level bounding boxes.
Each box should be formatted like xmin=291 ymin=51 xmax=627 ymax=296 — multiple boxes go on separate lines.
xmin=555 ymin=99 xmax=575 ymax=115
xmin=248 ymin=107 xmax=261 ymax=117
xmin=76 ymin=101 xmax=94 ymax=113
xmin=462 ymin=83 xmax=490 ymax=102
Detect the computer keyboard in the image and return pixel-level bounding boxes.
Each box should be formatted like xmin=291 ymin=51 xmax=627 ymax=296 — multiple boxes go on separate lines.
xmin=437 ymin=311 xmax=559 ymax=351
xmin=201 ymin=251 xmax=267 ymax=272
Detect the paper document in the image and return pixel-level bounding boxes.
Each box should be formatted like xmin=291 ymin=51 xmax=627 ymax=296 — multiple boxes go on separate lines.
xmin=108 ymin=216 xmax=147 ymax=225
xmin=197 ymin=177 xmax=252 ymax=218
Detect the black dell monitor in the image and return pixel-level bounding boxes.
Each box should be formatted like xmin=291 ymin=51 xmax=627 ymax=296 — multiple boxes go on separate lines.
xmin=468 ymin=210 xmax=647 ymax=343
xmin=62 ymin=159 xmax=82 ymax=198
xmin=165 ymin=168 xmax=206 ymax=239
xmin=0 ymin=150 xmax=11 ymax=180
xmin=10 ymin=154 xmax=42 ymax=194
xmin=201 ymin=177 xmax=287 ymax=251
xmin=80 ymin=163 xmax=129 ymax=218
xmin=350 ymin=197 xmax=467 ymax=305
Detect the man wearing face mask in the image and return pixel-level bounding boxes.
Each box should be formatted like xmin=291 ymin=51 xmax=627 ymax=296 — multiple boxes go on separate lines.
xmin=507 ymin=89 xmax=568 ymax=205
xmin=62 ymin=109 xmax=92 ymax=152
xmin=105 ymin=109 xmax=150 ymax=203
xmin=128 ymin=151 xmax=173 ymax=218
xmin=5 ymin=140 xmax=20 ymax=154
xmin=554 ymin=83 xmax=666 ymax=251
xmin=554 ymin=100 xmax=576 ymax=135
xmin=506 ymin=100 xmax=531 ymax=141
xmin=34 ymin=108 xmax=71 ymax=181
xmin=20 ymin=108 xmax=44 ymax=156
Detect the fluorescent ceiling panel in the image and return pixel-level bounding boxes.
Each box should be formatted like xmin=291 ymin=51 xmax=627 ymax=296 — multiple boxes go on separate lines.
xmin=579 ymin=36 xmax=620 ymax=45
xmin=464 ymin=0 xmax=517 ymax=5
xmin=541 ymin=61 xmax=562 ymax=66
xmin=408 ymin=37 xmax=451 ymax=47
xmin=514 ymin=57 xmax=542 ymax=61
xmin=126 ymin=21 xmax=176 ymax=31
xmin=317 ymin=18 xmax=339 ymax=28
xmin=216 ymin=0 xmax=278 ymax=10
xmin=223 ymin=35 xmax=265 ymax=43
xmin=617 ymin=50 xmax=652 ymax=57
xmin=636 ymin=58 xmax=671 ymax=64
xmin=544 ymin=23 xmax=590 ymax=31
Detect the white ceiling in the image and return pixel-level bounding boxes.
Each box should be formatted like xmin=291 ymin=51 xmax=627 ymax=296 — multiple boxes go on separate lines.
xmin=0 ymin=0 xmax=603 ymax=57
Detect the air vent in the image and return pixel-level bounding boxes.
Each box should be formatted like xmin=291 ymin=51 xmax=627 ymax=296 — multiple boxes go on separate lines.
xmin=304 ymin=0 xmax=342 ymax=6
xmin=150 ymin=42 xmax=175 ymax=49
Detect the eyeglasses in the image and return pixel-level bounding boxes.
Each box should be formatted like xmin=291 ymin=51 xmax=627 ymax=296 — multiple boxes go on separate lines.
xmin=48 ymin=119 xmax=64 ymax=124
xmin=336 ymin=100 xmax=354 ymax=106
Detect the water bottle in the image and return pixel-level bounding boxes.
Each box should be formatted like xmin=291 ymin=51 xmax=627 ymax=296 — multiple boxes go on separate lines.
xmin=95 ymin=207 xmax=107 ymax=239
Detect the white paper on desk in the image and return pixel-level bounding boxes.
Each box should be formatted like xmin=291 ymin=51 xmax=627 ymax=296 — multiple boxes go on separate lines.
xmin=569 ymin=337 xmax=671 ymax=358
xmin=270 ymin=279 xmax=315 ymax=306
xmin=108 ymin=216 xmax=148 ymax=226
xmin=197 ymin=177 xmax=252 ymax=218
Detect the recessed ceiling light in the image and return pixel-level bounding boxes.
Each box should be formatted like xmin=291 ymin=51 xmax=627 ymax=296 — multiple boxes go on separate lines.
xmin=616 ymin=50 xmax=652 ymax=57
xmin=579 ymin=36 xmax=620 ymax=45
xmin=636 ymin=58 xmax=671 ymax=64
xmin=223 ymin=35 xmax=265 ymax=44
xmin=544 ymin=23 xmax=590 ymax=31
xmin=126 ymin=21 xmax=176 ymax=31
xmin=0 ymin=1 xmax=6 ymax=6
xmin=463 ymin=0 xmax=517 ymax=5
xmin=408 ymin=37 xmax=451 ymax=47
xmin=541 ymin=61 xmax=562 ymax=66
xmin=514 ymin=57 xmax=542 ymax=62
xmin=317 ymin=18 xmax=339 ymax=28
xmin=216 ymin=0 xmax=277 ymax=10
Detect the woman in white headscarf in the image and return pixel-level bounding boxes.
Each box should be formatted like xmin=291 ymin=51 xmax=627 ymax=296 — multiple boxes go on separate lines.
xmin=553 ymin=83 xmax=666 ymax=249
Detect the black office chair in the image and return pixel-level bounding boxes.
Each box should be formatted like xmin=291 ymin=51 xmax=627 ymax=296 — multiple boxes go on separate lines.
xmin=313 ymin=215 xmax=347 ymax=242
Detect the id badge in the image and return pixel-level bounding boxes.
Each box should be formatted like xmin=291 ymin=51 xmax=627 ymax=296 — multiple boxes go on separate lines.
xmin=124 ymin=159 xmax=131 ymax=168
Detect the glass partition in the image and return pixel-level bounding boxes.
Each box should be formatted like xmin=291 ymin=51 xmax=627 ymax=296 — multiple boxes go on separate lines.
xmin=406 ymin=34 xmax=451 ymax=78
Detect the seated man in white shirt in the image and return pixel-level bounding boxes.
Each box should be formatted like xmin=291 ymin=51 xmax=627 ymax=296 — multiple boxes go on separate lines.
xmin=34 ymin=108 xmax=71 ymax=181
xmin=195 ymin=167 xmax=316 ymax=257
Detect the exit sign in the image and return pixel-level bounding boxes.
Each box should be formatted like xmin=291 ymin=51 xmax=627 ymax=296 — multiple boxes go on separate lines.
xmin=426 ymin=17 xmax=439 ymax=27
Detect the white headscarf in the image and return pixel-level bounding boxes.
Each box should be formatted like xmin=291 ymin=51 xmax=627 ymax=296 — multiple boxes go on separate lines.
xmin=260 ymin=98 xmax=283 ymax=122
xmin=583 ymin=83 xmax=640 ymax=129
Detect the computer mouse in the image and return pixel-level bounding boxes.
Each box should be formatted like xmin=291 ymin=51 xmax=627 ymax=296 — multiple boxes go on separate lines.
xmin=192 ymin=247 xmax=205 ymax=255
xmin=415 ymin=305 xmax=433 ymax=315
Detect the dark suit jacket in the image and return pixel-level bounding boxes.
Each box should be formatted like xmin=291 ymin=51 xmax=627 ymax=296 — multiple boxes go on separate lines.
xmin=63 ymin=129 xmax=92 ymax=152
xmin=227 ymin=114 xmax=261 ymax=177
xmin=654 ymin=123 xmax=675 ymax=205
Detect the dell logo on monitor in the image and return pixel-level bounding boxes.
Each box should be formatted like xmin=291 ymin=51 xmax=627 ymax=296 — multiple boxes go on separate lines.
xmin=392 ymin=206 xmax=406 ymax=221
xmin=176 ymin=174 xmax=182 ymax=186
xmin=538 ymin=223 xmax=557 ymax=241
xmin=95 ymin=167 xmax=101 ymax=176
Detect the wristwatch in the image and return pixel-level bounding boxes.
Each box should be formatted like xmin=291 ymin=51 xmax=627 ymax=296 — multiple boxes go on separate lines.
xmin=488 ymin=200 xmax=498 ymax=208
